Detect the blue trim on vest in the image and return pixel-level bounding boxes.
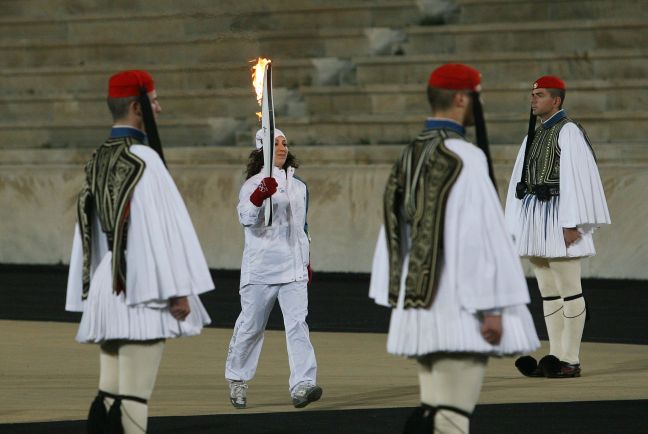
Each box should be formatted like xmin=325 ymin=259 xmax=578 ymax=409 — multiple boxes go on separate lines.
xmin=424 ymin=119 xmax=466 ymax=137
xmin=541 ymin=110 xmax=567 ymax=130
xmin=109 ymin=127 xmax=147 ymax=143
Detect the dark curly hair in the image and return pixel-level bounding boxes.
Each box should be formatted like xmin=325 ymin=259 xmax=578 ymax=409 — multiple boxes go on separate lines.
xmin=245 ymin=149 xmax=299 ymax=179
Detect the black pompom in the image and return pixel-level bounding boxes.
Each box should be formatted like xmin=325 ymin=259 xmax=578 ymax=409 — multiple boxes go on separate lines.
xmin=515 ymin=356 xmax=538 ymax=377
xmin=539 ymin=355 xmax=562 ymax=376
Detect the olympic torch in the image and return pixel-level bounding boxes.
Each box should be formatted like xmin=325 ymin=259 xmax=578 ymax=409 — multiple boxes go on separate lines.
xmin=251 ymin=57 xmax=275 ymax=226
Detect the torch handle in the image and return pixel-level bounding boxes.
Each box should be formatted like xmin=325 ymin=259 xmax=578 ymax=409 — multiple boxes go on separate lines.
xmin=264 ymin=196 xmax=273 ymax=226
xmin=262 ymin=62 xmax=275 ymax=226
xmin=263 ymin=165 xmax=273 ymax=226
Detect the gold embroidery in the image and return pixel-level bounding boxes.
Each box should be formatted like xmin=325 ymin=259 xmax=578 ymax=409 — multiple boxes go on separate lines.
xmin=524 ymin=117 xmax=571 ymax=191
xmin=77 ymin=137 xmax=146 ymax=299
xmin=384 ymin=129 xmax=463 ymax=309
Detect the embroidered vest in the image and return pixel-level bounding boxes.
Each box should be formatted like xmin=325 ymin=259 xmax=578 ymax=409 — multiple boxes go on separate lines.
xmin=77 ymin=136 xmax=146 ymax=298
xmin=517 ymin=113 xmax=595 ymax=201
xmin=522 ymin=116 xmax=570 ymax=199
xmin=384 ymin=128 xmax=463 ymax=309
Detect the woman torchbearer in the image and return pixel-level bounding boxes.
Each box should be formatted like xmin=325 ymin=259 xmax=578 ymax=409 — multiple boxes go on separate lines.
xmin=225 ymin=129 xmax=322 ymax=409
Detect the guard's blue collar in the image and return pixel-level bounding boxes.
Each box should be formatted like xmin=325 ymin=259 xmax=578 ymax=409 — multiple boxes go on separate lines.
xmin=541 ymin=109 xmax=566 ymax=129
xmin=109 ymin=126 xmax=147 ymax=143
xmin=424 ymin=118 xmax=466 ymax=137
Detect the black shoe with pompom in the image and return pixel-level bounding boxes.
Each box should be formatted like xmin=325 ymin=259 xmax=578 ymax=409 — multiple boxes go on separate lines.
xmin=515 ymin=355 xmax=544 ymax=377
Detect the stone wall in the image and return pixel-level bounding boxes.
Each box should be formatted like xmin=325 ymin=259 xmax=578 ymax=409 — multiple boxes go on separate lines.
xmin=1 ymin=143 xmax=646 ymax=279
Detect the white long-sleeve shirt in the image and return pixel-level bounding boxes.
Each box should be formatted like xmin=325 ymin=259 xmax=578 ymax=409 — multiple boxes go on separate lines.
xmin=65 ymin=145 xmax=214 ymax=342
xmin=369 ymin=138 xmax=539 ymax=357
xmin=237 ymin=167 xmax=310 ymax=287
xmin=505 ymin=118 xmax=611 ymax=258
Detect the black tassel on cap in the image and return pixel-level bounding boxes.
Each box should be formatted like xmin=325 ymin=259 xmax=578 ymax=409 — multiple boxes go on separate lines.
xmin=471 ymin=91 xmax=497 ymax=191
xmin=516 ymin=108 xmax=537 ymax=199
xmin=138 ymin=87 xmax=166 ymax=167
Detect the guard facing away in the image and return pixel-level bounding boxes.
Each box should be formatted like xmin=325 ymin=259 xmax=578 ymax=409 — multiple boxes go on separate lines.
xmin=505 ymin=76 xmax=611 ymax=378
xmin=225 ymin=129 xmax=321 ymax=410
xmin=369 ymin=63 xmax=539 ymax=434
xmin=66 ymin=70 xmax=214 ymax=433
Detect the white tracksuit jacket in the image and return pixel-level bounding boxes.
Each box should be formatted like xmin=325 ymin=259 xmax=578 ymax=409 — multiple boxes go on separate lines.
xmin=237 ymin=166 xmax=310 ymax=287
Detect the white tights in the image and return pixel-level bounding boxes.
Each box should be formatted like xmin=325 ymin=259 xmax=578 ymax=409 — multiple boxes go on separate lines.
xmin=530 ymin=257 xmax=585 ymax=364
xmin=417 ymin=354 xmax=488 ymax=434
xmin=99 ymin=339 xmax=165 ymax=433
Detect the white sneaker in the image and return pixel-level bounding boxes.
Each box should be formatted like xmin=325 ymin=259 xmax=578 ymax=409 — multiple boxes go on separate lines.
xmin=291 ymin=383 xmax=322 ymax=408
xmin=229 ymin=380 xmax=248 ymax=409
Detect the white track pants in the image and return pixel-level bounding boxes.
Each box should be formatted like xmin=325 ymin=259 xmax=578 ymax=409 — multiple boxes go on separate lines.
xmin=225 ymin=280 xmax=317 ymax=393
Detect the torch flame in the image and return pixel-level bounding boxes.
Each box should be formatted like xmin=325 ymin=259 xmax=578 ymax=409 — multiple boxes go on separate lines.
xmin=251 ymin=57 xmax=271 ymax=120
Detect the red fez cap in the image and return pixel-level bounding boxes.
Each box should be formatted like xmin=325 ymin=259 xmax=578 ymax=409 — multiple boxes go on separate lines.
xmin=108 ymin=70 xmax=155 ymax=98
xmin=533 ymin=75 xmax=565 ymax=90
xmin=428 ymin=63 xmax=481 ymax=92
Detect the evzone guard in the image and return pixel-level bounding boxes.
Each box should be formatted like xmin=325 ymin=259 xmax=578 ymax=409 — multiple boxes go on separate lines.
xmin=370 ymin=63 xmax=540 ymax=434
xmin=65 ymin=70 xmax=214 ymax=433
xmin=506 ymin=76 xmax=611 ymax=378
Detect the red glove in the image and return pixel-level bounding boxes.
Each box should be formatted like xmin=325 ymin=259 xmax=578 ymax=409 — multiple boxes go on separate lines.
xmin=307 ymin=263 xmax=313 ymax=286
xmin=250 ymin=177 xmax=278 ymax=207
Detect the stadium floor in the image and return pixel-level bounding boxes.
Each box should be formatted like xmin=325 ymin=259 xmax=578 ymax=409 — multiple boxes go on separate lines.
xmin=1 ymin=265 xmax=647 ymax=433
